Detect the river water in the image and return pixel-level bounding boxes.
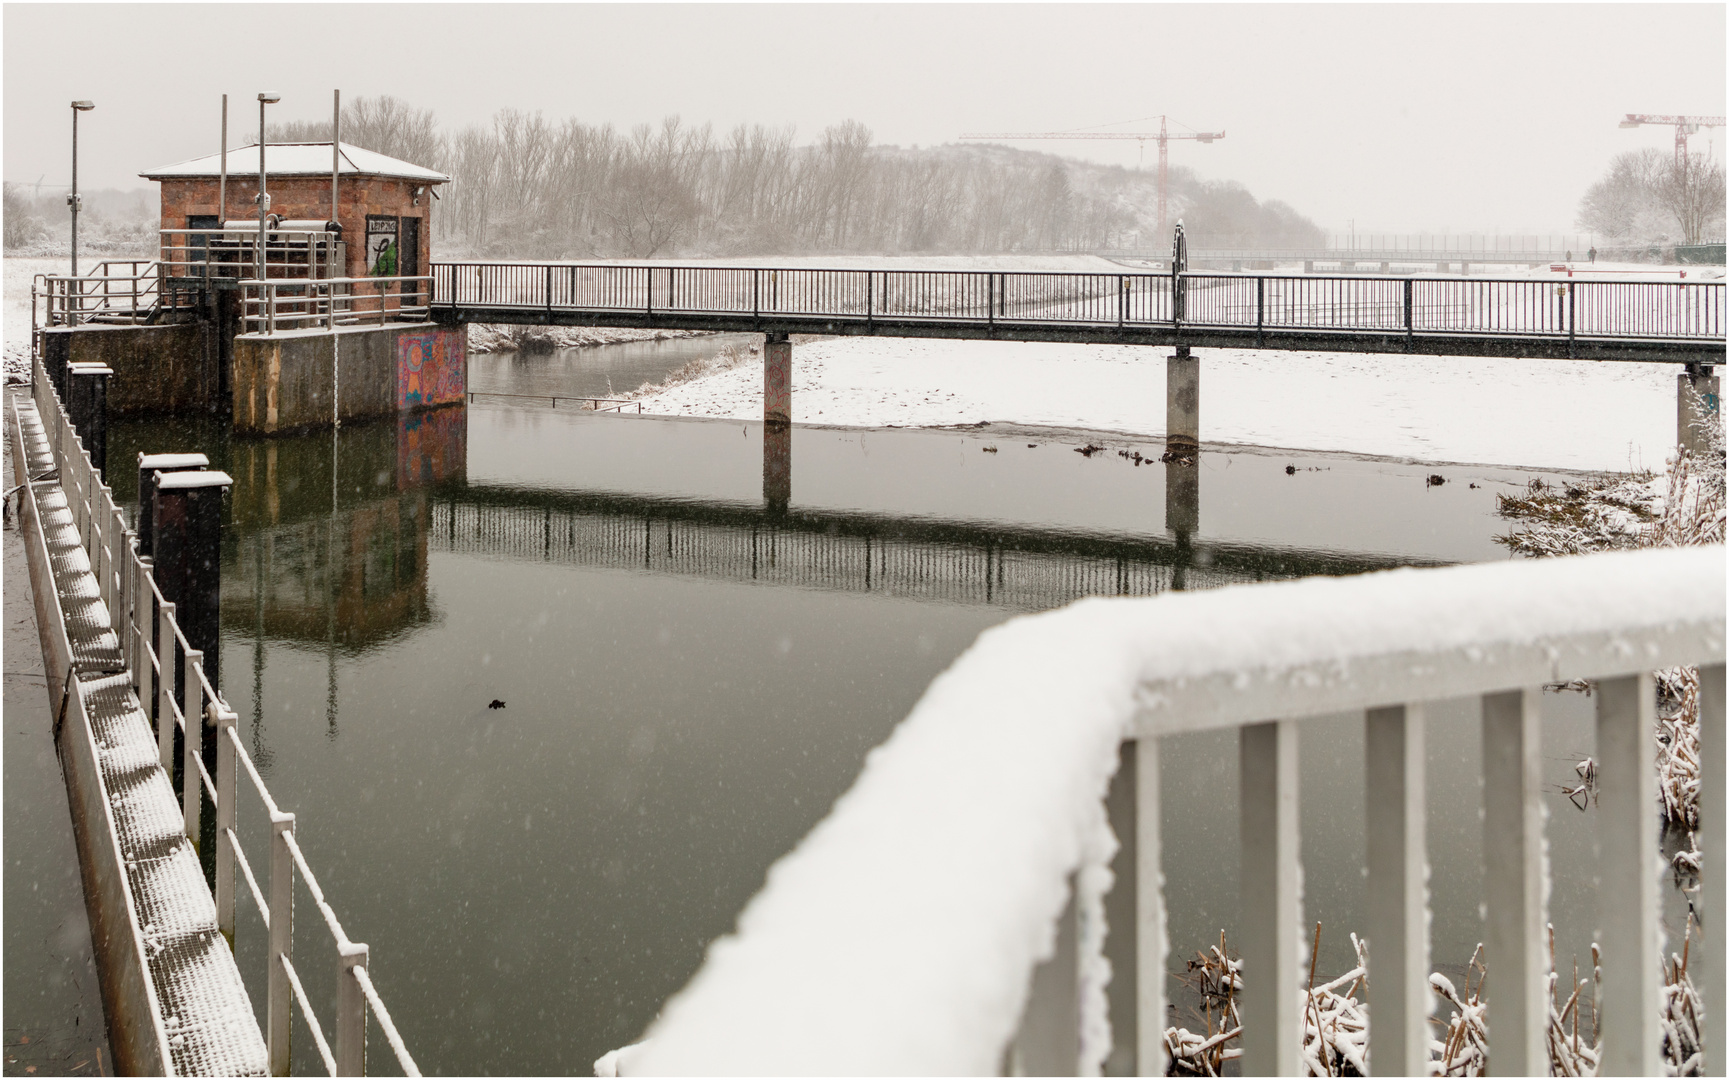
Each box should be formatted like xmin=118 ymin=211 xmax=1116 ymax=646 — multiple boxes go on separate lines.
xmin=98 ymin=335 xmax=1681 ymax=1075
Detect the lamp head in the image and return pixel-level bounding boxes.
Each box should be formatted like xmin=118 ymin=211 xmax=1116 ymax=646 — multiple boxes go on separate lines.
xmin=71 ymin=100 xmax=95 ymax=111
xmin=258 ymin=92 xmax=281 ymax=104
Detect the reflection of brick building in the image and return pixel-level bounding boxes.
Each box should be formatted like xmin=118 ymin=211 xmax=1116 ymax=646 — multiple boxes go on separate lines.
xmin=140 ymin=143 xmax=448 ymax=280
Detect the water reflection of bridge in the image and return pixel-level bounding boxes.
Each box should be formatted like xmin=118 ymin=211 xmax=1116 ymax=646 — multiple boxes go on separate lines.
xmin=433 ymin=485 xmax=1436 ymax=612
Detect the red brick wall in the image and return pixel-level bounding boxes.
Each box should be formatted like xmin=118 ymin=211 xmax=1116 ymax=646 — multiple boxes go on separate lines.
xmin=158 ymin=174 xmax=434 ymax=278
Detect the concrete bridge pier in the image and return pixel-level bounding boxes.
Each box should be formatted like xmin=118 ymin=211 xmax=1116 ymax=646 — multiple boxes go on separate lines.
xmin=1167 ymin=347 xmax=1200 ymax=452
xmin=764 ymin=332 xmax=792 ymax=425
xmin=763 ymin=421 xmax=791 ymax=515
xmin=1679 ymin=364 xmax=1721 ymax=458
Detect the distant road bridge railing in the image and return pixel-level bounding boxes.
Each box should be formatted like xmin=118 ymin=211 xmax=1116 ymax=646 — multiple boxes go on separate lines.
xmin=430 ymin=262 xmax=1725 ymax=362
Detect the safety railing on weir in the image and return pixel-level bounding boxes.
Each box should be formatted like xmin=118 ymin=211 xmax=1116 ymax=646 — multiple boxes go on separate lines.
xmin=625 ymin=546 xmax=1723 ymax=1076
xmin=27 ymin=353 xmax=420 ymax=1077
xmin=35 ymin=261 xmax=179 ymax=328
xmin=240 ymin=275 xmax=433 ymax=333
xmin=430 ymin=262 xmax=1726 ymax=348
xmin=159 ymin=226 xmax=344 ymax=285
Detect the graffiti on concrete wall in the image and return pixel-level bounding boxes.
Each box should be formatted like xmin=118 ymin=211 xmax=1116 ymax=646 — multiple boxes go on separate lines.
xmin=397 ymin=330 xmax=465 ymax=410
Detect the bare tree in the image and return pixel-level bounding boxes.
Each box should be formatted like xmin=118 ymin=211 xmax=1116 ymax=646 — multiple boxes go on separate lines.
xmin=1659 ymin=152 xmax=1726 ymax=245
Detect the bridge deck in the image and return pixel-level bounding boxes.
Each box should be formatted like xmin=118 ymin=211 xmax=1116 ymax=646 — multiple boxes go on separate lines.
xmin=428 ymin=263 xmax=1725 ymax=363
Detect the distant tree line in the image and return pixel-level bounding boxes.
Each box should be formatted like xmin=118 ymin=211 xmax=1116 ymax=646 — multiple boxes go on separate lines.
xmin=1576 ymin=148 xmax=1725 ymax=247
xmin=268 ymin=95 xmax=1325 ymax=258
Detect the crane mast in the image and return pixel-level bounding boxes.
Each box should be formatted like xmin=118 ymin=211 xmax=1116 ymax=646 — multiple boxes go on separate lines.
xmin=959 ymin=115 xmax=1224 ymax=237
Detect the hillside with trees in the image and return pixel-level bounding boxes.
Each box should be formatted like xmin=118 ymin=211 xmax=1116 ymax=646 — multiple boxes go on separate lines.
xmin=268 ymin=95 xmax=1327 ymax=259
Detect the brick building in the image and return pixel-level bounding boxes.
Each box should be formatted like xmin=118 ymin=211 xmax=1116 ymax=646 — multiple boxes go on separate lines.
xmin=140 ymin=142 xmax=449 ymax=280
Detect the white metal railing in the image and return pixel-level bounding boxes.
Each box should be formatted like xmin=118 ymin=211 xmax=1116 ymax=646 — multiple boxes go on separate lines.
xmin=159 ymin=226 xmax=344 ymax=284
xmin=240 ymin=275 xmax=433 ymax=334
xmin=27 ymin=351 xmax=420 ymax=1077
xmin=36 ymin=261 xmax=167 ymax=327
xmin=627 ymin=546 xmax=1723 ymax=1075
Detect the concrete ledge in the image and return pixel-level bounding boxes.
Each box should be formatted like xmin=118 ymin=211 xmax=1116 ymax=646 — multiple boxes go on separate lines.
xmin=232 ymin=321 xmax=466 ymax=435
xmin=42 ymin=323 xmax=214 ymax=415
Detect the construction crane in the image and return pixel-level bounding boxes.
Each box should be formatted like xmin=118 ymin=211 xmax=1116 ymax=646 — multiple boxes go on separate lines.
xmin=1618 ymin=113 xmax=1725 ymax=165
xmin=959 ymin=115 xmax=1224 ymax=238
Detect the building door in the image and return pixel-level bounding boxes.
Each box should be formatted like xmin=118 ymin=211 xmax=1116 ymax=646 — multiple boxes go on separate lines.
xmin=399 ymin=217 xmax=421 ymax=306
xmin=188 ymin=214 xmax=218 ymax=274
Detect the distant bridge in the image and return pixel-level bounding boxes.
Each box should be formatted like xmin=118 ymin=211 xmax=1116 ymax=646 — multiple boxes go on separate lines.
xmin=429 ymin=261 xmax=1725 ymax=363
xmin=428 ymin=483 xmax=1435 ymax=613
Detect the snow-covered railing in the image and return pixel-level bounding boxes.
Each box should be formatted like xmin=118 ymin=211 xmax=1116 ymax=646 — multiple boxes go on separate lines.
xmin=28 ymin=353 xmax=420 ymax=1077
xmin=627 ymin=547 xmax=1723 ymax=1075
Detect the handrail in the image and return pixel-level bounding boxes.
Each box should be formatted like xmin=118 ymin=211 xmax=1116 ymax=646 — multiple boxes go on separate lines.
xmin=239 ymin=275 xmax=434 ymax=334
xmin=27 ymin=348 xmax=420 ymax=1076
xmin=429 ymin=261 xmax=1726 ymax=345
xmin=630 ymin=546 xmax=1723 ymax=1075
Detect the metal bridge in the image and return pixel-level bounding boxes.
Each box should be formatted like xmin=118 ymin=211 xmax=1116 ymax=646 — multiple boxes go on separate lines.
xmin=427 ymin=261 xmax=1725 ymax=363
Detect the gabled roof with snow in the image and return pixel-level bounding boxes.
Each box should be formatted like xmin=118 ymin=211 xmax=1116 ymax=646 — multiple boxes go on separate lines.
xmin=140 ymin=142 xmax=449 ymax=183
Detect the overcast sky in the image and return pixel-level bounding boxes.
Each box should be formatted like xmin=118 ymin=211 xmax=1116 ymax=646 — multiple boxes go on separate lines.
xmin=5 ymin=3 xmax=1723 ymax=235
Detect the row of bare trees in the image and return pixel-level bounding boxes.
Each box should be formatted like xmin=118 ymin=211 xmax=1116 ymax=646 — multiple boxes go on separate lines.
xmin=270 ymin=96 xmax=1325 ymax=258
xmin=1576 ymin=148 xmax=1725 ymax=247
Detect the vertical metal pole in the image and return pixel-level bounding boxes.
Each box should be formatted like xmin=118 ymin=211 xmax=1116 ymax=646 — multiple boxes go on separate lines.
xmin=259 ymin=100 xmax=268 ymax=280
xmin=1240 ymin=719 xmax=1300 ymax=1076
xmin=331 ymin=89 xmax=340 ymax=231
xmin=1699 ymin=663 xmax=1724 ymax=1074
xmin=183 ymin=650 xmax=203 ymax=845
xmin=268 ymin=812 xmax=295 ymax=1076
xmin=336 ymin=942 xmax=369 ymax=1075
xmin=1365 ymin=703 xmax=1428 ymax=1077
xmin=214 ymin=705 xmax=237 ymax=938
xmin=1481 ymin=688 xmax=1548 ymax=1075
xmin=136 ymin=558 xmax=154 ymax=700
xmin=1596 ymin=673 xmax=1660 ymax=1075
xmin=157 ymin=600 xmax=176 ymax=770
xmin=1135 ymin=738 xmax=1165 ymax=1076
xmin=219 ymin=95 xmax=228 ymax=226
xmin=1256 ymin=276 xmax=1265 ymax=347
xmin=71 ymin=107 xmax=80 ymax=281
xmin=1404 ymin=277 xmax=1414 ymax=349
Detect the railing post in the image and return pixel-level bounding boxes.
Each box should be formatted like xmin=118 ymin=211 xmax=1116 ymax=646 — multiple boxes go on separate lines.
xmin=157 ymin=600 xmax=176 ymax=770
xmin=546 ymin=264 xmax=553 ymax=320
xmin=337 ymin=941 xmax=370 ymax=1076
xmin=1135 ymin=738 xmax=1166 ymax=1076
xmin=1256 ymin=276 xmax=1265 ymax=347
xmin=1403 ymin=277 xmax=1414 ymax=350
xmin=1568 ymin=281 xmax=1576 ymax=358
xmin=134 ymin=555 xmax=152 ymax=694
xmin=1596 ymin=673 xmax=1660 ymax=1075
xmin=753 ymin=269 xmax=760 ymax=323
xmin=1239 ymin=719 xmax=1300 ymax=1076
xmin=1699 ymin=663 xmax=1724 ymax=1074
xmin=1481 ymin=688 xmax=1548 ymax=1076
xmin=269 ymin=811 xmax=296 ymax=1077
xmin=183 ymin=650 xmax=204 ymax=847
xmin=214 ymin=703 xmax=237 ymax=939
xmin=1365 ymin=703 xmax=1428 ymax=1077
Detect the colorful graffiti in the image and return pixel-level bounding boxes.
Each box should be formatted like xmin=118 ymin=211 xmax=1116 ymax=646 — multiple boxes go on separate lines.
xmin=397 ymin=331 xmax=465 ymax=410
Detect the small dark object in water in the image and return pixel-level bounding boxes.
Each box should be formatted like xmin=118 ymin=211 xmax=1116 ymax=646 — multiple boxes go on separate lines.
xmin=1075 ymin=444 xmax=1104 ymax=457
xmin=1469 ymin=482 xmax=1479 ymax=489
xmin=1027 ymin=444 xmax=1038 ymax=448
xmin=982 ymin=446 xmax=998 ymax=453
xmin=1285 ymin=464 xmax=1296 ymax=475
xmin=1160 ymin=447 xmax=1197 ymax=466
xmin=488 ymin=699 xmax=507 ymax=710
xmin=1426 ymin=474 xmax=1446 ymax=487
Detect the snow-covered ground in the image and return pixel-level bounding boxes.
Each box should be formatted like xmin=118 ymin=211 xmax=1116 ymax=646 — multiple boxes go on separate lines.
xmin=633 ymin=334 xmax=1685 ymax=473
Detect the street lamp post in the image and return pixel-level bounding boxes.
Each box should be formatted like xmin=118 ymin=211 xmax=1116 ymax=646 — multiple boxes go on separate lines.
xmin=257 ymin=92 xmax=280 ymax=280
xmin=69 ymin=100 xmax=94 ymax=282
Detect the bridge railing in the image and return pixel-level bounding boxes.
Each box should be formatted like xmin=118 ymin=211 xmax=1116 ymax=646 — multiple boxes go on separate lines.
xmin=240 ymin=275 xmax=433 ymax=333
xmin=35 ymin=262 xmax=168 ymax=327
xmin=29 ymin=353 xmax=421 ymax=1077
xmin=432 ymin=263 xmax=1724 ymax=344
xmin=627 ymin=547 xmax=1723 ymax=1076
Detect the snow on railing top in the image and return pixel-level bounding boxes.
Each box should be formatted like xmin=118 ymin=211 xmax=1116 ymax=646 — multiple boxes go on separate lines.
xmin=633 ymin=546 xmax=1723 ymax=1075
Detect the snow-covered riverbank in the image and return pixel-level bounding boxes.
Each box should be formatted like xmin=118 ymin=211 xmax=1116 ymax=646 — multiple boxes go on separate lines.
xmin=631 ymin=334 xmax=1683 ymax=473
